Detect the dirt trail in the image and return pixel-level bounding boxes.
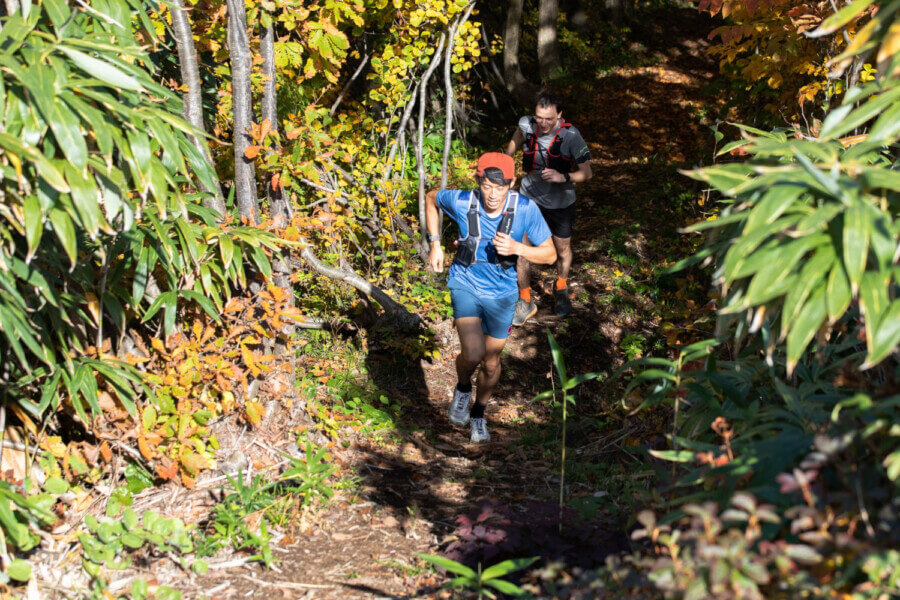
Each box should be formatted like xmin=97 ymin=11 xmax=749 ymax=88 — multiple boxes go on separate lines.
xmin=171 ymin=7 xmax=723 ymax=599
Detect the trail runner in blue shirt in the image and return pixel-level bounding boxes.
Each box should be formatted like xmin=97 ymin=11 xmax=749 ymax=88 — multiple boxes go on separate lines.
xmin=425 ymin=152 xmax=556 ymax=443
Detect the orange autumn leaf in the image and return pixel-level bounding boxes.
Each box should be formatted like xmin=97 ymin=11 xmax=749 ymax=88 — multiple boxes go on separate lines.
xmin=100 ymin=441 xmax=113 ymax=462
xmin=180 ymin=452 xmax=207 ymax=476
xmin=156 ymin=461 xmax=179 ymax=481
xmin=244 ymin=145 xmax=260 ymax=159
xmin=138 ymin=435 xmax=156 ymax=460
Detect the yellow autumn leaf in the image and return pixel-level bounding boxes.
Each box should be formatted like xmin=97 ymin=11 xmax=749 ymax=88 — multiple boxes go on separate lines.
xmin=85 ymin=292 xmax=101 ymax=325
xmin=42 ymin=436 xmax=67 ymax=458
xmin=245 ymin=399 xmax=265 ymax=426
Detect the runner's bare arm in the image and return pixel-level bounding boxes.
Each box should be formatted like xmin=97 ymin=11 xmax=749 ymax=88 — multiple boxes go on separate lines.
xmin=425 ymin=190 xmax=444 ymax=272
xmin=540 ymin=160 xmax=593 ymax=183
xmin=493 ymin=234 xmax=556 ymax=265
xmin=576 ymin=160 xmax=593 ymax=182
xmin=504 ymin=129 xmax=525 ymax=156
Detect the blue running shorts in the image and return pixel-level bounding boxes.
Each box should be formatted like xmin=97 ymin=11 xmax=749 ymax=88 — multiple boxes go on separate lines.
xmin=448 ymin=281 xmax=518 ymax=339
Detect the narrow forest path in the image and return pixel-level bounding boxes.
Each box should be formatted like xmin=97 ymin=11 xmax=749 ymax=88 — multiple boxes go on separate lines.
xmin=174 ymin=6 xmax=724 ymax=599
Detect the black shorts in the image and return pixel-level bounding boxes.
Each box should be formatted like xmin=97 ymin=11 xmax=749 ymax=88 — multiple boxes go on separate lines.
xmin=538 ymin=204 xmax=575 ymax=239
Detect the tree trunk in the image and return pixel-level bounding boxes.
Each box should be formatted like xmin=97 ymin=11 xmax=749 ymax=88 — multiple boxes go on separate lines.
xmin=260 ymin=18 xmax=296 ymax=345
xmin=3 ymin=0 xmax=19 ymax=16
xmin=605 ymin=0 xmax=625 ymax=26
xmin=226 ymin=0 xmax=259 ymax=225
xmin=564 ymin=0 xmax=589 ymax=33
xmin=170 ymin=0 xmax=227 ymax=217
xmin=260 ymin=21 xmax=288 ymax=226
xmin=538 ymin=0 xmax=560 ymax=82
xmin=503 ymin=0 xmax=530 ymax=103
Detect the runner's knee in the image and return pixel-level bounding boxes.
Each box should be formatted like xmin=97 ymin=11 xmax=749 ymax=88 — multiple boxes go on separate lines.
xmin=459 ymin=345 xmax=486 ymax=366
xmin=481 ymin=355 xmax=501 ymax=378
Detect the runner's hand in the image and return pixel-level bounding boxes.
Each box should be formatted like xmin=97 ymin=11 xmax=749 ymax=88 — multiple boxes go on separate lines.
xmin=492 ymin=232 xmax=520 ymax=256
xmin=541 ymin=168 xmax=564 ymax=183
xmin=429 ymin=244 xmax=444 ymax=272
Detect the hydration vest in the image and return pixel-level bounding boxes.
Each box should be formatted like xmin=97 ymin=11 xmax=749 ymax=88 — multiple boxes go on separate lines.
xmin=522 ymin=117 xmax=576 ymax=175
xmin=456 ymin=191 xmax=519 ymax=270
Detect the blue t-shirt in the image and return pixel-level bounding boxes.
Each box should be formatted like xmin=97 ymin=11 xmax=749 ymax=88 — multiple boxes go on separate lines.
xmin=437 ymin=189 xmax=551 ymax=299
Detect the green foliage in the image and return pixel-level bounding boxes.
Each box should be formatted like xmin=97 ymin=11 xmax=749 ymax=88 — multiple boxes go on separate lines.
xmin=607 ymin=4 xmax=900 ymax=597
xmin=0 ymin=1 xmax=277 ymax=428
xmin=418 ymin=553 xmax=539 ymax=599
xmin=197 ymin=444 xmax=336 ymax=566
xmin=0 ymin=479 xmax=55 ymax=554
xmin=684 ymin=122 xmax=899 ymax=373
xmin=76 ymin=507 xmax=196 ymax=600
xmin=80 ymin=509 xmax=195 ymax=573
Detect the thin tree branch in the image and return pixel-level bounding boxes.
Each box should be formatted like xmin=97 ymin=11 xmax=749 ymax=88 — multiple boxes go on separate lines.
xmin=441 ymin=2 xmax=476 ymax=191
xmin=330 ymin=52 xmax=371 ymax=117
xmin=382 ymin=80 xmax=422 ymax=182
xmin=295 ymin=241 xmax=421 ymax=328
xmin=417 ymin=33 xmax=447 ymax=255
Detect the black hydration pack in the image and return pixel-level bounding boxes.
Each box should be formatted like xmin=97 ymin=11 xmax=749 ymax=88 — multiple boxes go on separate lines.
xmin=455 ymin=191 xmax=518 ymax=270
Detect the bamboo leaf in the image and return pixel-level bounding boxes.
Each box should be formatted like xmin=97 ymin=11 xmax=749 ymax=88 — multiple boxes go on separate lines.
xmin=547 ymin=330 xmax=567 ymax=385
xmin=219 ymin=235 xmax=234 ymax=269
xmin=164 ymin=294 xmax=177 ymax=335
xmin=859 ymin=270 xmax=890 ymax=351
xmin=64 ymin=162 xmax=103 ymax=236
xmin=786 ymin=285 xmax=827 ymax=372
xmin=132 ymin=245 xmax=149 ymax=306
xmin=0 ymin=132 xmax=69 ymax=192
xmin=863 ymin=300 xmax=900 ymax=369
xmin=31 ymin=76 xmax=88 ymax=169
xmin=43 ymin=0 xmax=71 ymax=28
xmin=809 ymin=0 xmax=875 ymax=36
xmin=484 ymin=579 xmax=527 ymax=596
xmin=842 ymin=199 xmax=870 ymax=291
xmin=481 ymin=557 xmax=539 ymax=581
xmin=62 ymin=91 xmax=113 ymax=156
xmin=649 ymin=449 xmax=696 ymax=462
xmin=58 ymin=46 xmax=144 ymax=91
xmin=743 ymin=185 xmax=804 ymax=234
xmin=416 ymin=554 xmax=476 ymax=578
xmin=174 ymin=219 xmax=200 ymax=265
xmin=142 ymin=290 xmax=174 ymax=322
xmin=820 ymin=84 xmax=900 ymax=139
xmin=825 ymin=262 xmax=851 ymax=323
xmin=23 ymin=194 xmax=43 ymax=259
xmin=48 ymin=208 xmax=77 ymax=267
xmin=866 ymin=100 xmax=900 ymax=144
xmin=180 ymin=290 xmax=222 ymax=324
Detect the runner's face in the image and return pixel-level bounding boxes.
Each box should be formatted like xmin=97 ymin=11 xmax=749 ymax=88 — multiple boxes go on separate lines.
xmin=479 ymin=180 xmax=511 ymax=213
xmin=534 ymin=105 xmax=560 ymax=135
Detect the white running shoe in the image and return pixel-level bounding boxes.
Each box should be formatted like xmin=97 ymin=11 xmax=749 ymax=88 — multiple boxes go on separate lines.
xmin=448 ymin=388 xmax=472 ymax=427
xmin=470 ymin=418 xmax=491 ymax=443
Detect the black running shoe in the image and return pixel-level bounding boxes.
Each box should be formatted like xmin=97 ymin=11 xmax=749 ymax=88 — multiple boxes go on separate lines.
xmin=554 ymin=288 xmax=572 ymax=317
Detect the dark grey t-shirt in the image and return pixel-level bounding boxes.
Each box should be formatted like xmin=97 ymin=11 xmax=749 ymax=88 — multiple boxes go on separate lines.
xmin=517 ymin=116 xmax=591 ymax=209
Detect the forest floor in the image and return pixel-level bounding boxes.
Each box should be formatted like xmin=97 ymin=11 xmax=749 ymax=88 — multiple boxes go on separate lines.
xmin=126 ymin=6 xmax=725 ymax=599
